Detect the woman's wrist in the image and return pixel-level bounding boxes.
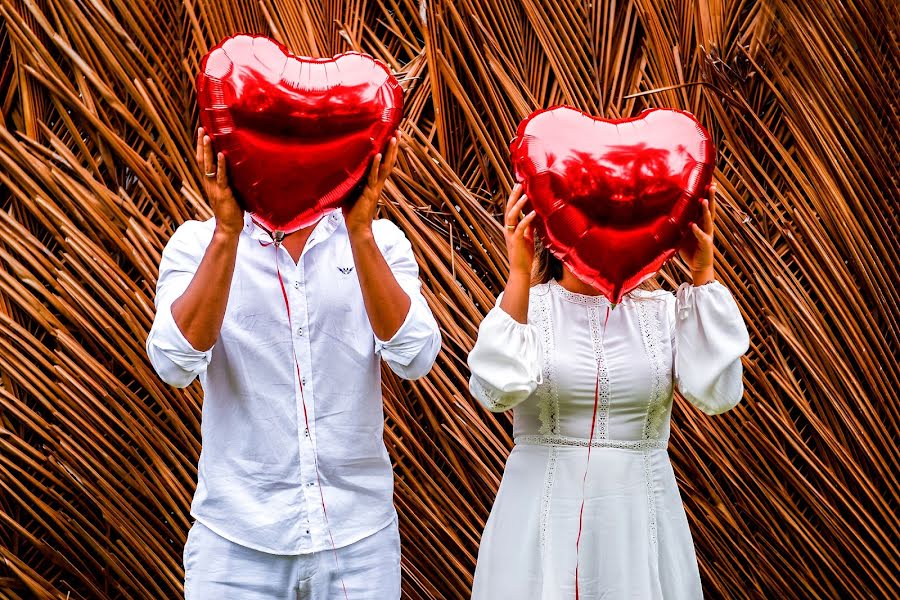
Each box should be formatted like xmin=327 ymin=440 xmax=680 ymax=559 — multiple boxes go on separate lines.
xmin=691 ymin=267 xmax=716 ymax=286
xmin=500 ymin=268 xmax=531 ymax=324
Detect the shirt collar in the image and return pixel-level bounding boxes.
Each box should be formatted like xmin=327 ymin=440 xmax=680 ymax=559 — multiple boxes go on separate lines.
xmin=242 ymin=210 xmax=344 ymax=243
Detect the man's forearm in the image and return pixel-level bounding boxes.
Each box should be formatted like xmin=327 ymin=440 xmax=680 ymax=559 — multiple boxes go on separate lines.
xmin=348 ymin=228 xmax=411 ymax=341
xmin=171 ymin=229 xmax=240 ymax=351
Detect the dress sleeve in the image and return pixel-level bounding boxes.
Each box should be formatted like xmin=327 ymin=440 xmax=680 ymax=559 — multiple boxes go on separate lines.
xmin=467 ymin=293 xmax=543 ymax=413
xmin=671 ymin=281 xmax=750 ymax=415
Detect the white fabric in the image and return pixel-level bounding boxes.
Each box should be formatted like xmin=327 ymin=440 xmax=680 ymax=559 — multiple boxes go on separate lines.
xmin=183 ymin=516 xmax=401 ymax=599
xmin=146 ymin=211 xmax=441 ymax=555
xmin=467 ymin=279 xmax=749 ymax=599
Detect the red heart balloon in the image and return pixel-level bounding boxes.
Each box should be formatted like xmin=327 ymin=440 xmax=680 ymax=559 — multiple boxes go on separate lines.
xmin=510 ymin=106 xmax=716 ymax=303
xmin=197 ymin=34 xmax=403 ymax=234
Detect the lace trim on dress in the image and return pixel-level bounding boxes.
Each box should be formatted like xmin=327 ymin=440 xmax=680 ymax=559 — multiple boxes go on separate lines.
xmin=469 ymin=374 xmax=515 ymax=412
xmin=516 ymin=435 xmax=668 ymax=450
xmin=549 ymin=278 xmax=610 ymax=306
xmin=635 ymin=299 xmax=663 ymax=553
xmin=642 ymin=450 xmax=659 ymax=553
xmin=539 ymin=446 xmax=559 ymax=560
xmin=533 ymin=287 xmax=559 ymax=435
xmin=587 ymin=305 xmax=611 ymax=440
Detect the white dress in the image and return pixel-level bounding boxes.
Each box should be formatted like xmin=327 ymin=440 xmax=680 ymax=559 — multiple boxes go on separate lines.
xmin=467 ymin=279 xmax=750 ymax=599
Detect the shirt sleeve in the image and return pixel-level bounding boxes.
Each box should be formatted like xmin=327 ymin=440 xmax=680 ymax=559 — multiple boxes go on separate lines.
xmin=145 ymin=220 xmax=213 ymax=389
xmin=467 ymin=293 xmax=543 ymax=412
xmin=372 ymin=220 xmax=442 ymax=381
xmin=670 ymin=280 xmax=750 ymax=415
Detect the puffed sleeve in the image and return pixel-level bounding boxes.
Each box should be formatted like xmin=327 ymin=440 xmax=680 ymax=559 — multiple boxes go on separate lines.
xmin=467 ymin=293 xmax=543 ymax=412
xmin=145 ymin=220 xmax=213 ymax=389
xmin=372 ymin=220 xmax=442 ymax=381
xmin=671 ymin=281 xmax=750 ymax=415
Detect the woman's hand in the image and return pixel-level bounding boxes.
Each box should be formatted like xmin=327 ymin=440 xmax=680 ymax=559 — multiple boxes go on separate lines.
xmin=197 ymin=127 xmax=243 ymax=238
xmin=344 ymin=135 xmax=399 ymax=237
xmin=505 ymin=184 xmax=538 ymax=277
xmin=499 ymin=184 xmax=538 ymax=324
xmin=679 ymin=182 xmax=717 ymax=286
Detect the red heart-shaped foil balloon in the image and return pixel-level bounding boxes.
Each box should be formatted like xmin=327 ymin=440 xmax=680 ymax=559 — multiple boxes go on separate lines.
xmin=510 ymin=106 xmax=716 ymax=303
xmin=197 ymin=34 xmax=403 ymax=234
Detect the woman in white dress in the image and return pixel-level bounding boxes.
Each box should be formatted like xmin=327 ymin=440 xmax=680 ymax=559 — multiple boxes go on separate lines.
xmin=467 ymin=183 xmax=750 ymax=599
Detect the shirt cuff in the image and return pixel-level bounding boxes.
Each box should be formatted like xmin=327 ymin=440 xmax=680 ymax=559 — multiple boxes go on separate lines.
xmin=373 ymin=295 xmax=437 ymax=367
xmin=148 ymin=301 xmax=213 ymax=374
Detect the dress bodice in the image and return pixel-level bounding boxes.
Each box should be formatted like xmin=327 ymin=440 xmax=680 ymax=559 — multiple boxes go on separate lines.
xmin=514 ymin=280 xmax=675 ymax=444
xmin=468 ymin=278 xmax=750 ymax=446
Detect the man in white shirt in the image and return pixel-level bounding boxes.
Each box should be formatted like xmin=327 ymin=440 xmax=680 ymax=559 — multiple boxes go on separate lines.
xmin=146 ymin=128 xmax=441 ymax=599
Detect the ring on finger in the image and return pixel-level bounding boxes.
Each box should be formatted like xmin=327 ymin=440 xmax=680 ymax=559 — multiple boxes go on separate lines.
xmin=205 ymin=171 xmax=216 ymax=177
xmin=505 ymin=224 xmax=516 ymax=230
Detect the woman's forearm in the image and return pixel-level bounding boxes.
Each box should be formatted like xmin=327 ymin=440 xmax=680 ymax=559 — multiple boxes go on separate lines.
xmin=499 ymin=269 xmax=531 ymax=324
xmin=171 ymin=229 xmax=240 ymax=351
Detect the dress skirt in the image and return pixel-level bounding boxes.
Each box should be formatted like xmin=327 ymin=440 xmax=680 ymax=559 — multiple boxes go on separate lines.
xmin=471 ymin=442 xmax=703 ymax=599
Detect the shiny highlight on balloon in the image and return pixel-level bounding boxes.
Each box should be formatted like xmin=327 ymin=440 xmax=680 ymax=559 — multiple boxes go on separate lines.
xmin=197 ymin=34 xmax=404 ymax=234
xmin=510 ymin=106 xmax=716 ymax=303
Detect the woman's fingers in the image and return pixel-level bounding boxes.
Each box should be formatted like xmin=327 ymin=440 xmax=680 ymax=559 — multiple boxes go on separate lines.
xmin=691 ymin=222 xmax=711 ymax=242
xmin=701 ymin=198 xmax=713 ymax=234
xmin=505 ymin=195 xmax=529 ymax=229
xmin=505 ymin=184 xmax=524 ymax=219
xmin=516 ymin=210 xmax=537 ymax=238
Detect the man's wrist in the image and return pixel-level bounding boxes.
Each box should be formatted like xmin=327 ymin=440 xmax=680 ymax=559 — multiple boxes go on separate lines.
xmin=347 ymin=223 xmax=375 ymax=243
xmin=212 ymin=226 xmax=241 ymax=246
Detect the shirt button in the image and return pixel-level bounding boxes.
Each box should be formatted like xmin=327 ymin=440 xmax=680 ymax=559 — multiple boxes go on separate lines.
xmin=296 ymin=326 xmax=303 ymax=336
xmin=301 ymin=377 xmax=307 ymax=385
xmin=293 ymin=281 xmax=300 ymax=289
xmin=307 ymin=482 xmax=315 ymax=487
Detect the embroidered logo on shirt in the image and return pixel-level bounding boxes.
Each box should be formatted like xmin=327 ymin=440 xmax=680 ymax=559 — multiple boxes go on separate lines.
xmin=338 ymin=266 xmax=354 ymax=275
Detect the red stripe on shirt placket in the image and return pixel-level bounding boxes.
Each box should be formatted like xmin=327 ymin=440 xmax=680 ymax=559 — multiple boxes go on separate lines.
xmin=260 ymin=235 xmax=349 ymax=600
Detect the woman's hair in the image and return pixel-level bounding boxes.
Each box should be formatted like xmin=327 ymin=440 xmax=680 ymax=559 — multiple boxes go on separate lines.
xmin=531 ymin=236 xmax=661 ymax=293
xmin=531 ymin=236 xmax=564 ymax=284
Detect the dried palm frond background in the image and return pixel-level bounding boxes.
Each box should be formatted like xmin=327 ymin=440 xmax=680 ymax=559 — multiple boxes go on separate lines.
xmin=0 ymin=0 xmax=898 ymax=598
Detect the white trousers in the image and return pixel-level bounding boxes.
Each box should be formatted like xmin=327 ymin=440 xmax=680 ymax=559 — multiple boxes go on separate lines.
xmin=183 ymin=518 xmax=401 ymax=599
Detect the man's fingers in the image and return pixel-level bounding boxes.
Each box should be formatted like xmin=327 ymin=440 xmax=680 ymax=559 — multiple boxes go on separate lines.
xmin=203 ymin=135 xmax=215 ymax=176
xmin=381 ymin=137 xmax=399 ymax=177
xmin=196 ymin=127 xmax=204 ymax=165
xmin=216 ymin=153 xmax=228 ymax=188
xmin=368 ymin=153 xmax=383 ymax=188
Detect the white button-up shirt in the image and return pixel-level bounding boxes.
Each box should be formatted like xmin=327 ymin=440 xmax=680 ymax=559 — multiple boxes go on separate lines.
xmin=146 ymin=211 xmax=441 ymax=554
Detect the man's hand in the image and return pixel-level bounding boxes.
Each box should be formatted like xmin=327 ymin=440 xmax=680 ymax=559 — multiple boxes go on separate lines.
xmin=168 ymin=127 xmax=244 ymax=352
xmin=342 ymin=134 xmax=411 ymax=341
xmin=197 ymin=127 xmax=244 ymax=238
xmin=343 ymin=135 xmax=399 ymax=236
